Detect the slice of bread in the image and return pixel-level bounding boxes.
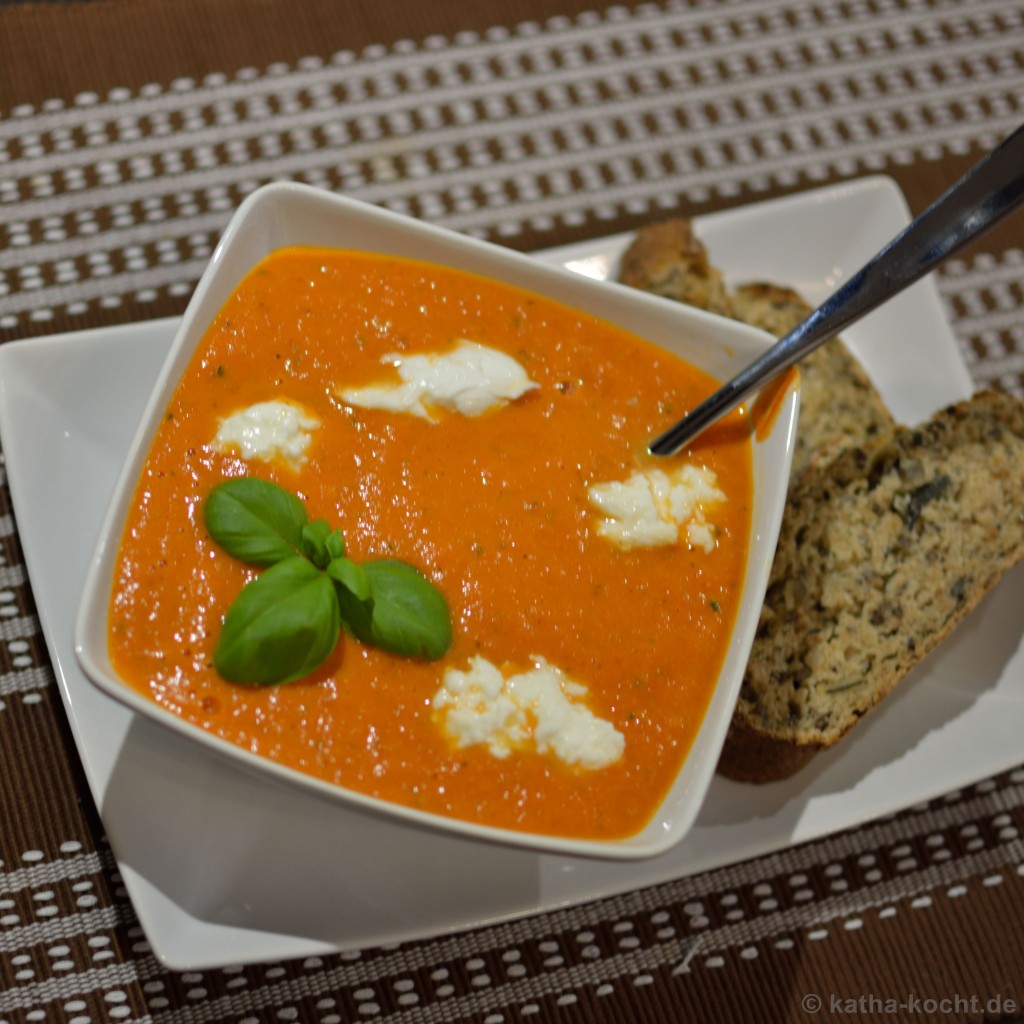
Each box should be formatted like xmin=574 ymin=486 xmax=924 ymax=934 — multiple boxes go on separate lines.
xmin=619 ymin=218 xmax=1022 ymax=782
xmin=617 ymin=219 xmax=894 ymax=477
xmin=729 ymin=283 xmax=894 ymax=476
xmin=717 ymin=389 xmax=1024 ymax=782
xmin=618 ymin=217 xmax=733 ymax=316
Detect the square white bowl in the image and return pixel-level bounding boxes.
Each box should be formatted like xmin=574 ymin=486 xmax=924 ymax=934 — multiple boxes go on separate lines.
xmin=73 ymin=182 xmax=798 ymax=860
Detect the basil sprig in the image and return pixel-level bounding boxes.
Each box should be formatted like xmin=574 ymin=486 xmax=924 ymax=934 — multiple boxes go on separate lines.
xmin=204 ymin=477 xmax=452 ymax=685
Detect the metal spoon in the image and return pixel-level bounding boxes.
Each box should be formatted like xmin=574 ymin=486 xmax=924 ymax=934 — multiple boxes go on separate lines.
xmin=648 ymin=121 xmax=1024 ymax=456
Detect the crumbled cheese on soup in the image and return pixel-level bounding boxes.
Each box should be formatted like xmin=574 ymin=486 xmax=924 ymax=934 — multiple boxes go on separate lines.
xmin=213 ymin=400 xmax=320 ymax=467
xmin=339 ymin=340 xmax=537 ymax=420
xmin=588 ymin=464 xmax=725 ymax=551
xmin=432 ymin=655 xmax=625 ymax=770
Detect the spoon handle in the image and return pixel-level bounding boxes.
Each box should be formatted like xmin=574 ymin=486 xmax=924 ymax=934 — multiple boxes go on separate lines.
xmin=649 ymin=121 xmax=1024 ymax=456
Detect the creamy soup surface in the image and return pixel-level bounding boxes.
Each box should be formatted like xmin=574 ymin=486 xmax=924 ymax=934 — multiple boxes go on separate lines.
xmin=108 ymin=246 xmax=754 ymax=840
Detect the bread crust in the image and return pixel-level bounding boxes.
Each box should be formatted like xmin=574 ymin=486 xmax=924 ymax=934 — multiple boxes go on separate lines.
xmin=617 ymin=219 xmax=1024 ymax=784
xmin=716 ymin=715 xmax=822 ymax=783
xmin=729 ymin=282 xmax=810 ymax=337
xmin=720 ymin=390 xmax=1024 ymax=782
xmin=729 ymin=281 xmax=894 ymax=476
xmin=620 ymin=221 xmax=894 ymax=476
xmin=618 ymin=218 xmax=733 ymax=316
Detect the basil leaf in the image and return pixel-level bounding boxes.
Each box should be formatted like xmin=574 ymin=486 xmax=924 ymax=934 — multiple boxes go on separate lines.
xmin=301 ymin=519 xmax=333 ymax=568
xmin=337 ymin=559 xmax=452 ymax=660
xmin=327 ymin=556 xmax=370 ymax=601
xmin=214 ymin=557 xmax=340 ymax=685
xmin=324 ymin=529 xmax=345 ymax=561
xmin=205 ymin=476 xmax=455 ymax=684
xmin=204 ymin=478 xmax=307 ymax=567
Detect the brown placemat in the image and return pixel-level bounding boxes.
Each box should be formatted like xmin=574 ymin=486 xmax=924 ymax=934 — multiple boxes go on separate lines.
xmin=1 ymin=1 xmax=1022 ymax=1021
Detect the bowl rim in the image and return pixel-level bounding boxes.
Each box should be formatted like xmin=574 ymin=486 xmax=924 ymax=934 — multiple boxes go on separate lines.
xmin=73 ymin=181 xmax=798 ymax=861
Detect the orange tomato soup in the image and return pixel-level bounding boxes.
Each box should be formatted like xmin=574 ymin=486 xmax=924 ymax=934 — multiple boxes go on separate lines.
xmin=108 ymin=247 xmax=753 ymax=840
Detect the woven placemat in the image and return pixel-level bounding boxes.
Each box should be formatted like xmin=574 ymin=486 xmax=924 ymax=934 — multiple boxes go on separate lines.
xmin=1 ymin=1 xmax=1022 ymax=1021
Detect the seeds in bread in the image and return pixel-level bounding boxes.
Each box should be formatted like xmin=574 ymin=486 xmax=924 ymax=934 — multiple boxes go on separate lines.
xmin=717 ymin=389 xmax=1024 ymax=783
xmin=618 ymin=218 xmax=1020 ymax=783
xmin=618 ymin=218 xmax=733 ymax=316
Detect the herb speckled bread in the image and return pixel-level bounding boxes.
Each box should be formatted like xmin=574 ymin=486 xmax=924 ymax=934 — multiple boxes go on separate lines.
xmin=618 ymin=217 xmax=733 ymax=317
xmin=619 ymin=218 xmax=1024 ymax=782
xmin=717 ymin=389 xmax=1024 ymax=783
xmin=729 ymin=282 xmax=894 ymax=476
xmin=618 ymin=221 xmax=894 ymax=476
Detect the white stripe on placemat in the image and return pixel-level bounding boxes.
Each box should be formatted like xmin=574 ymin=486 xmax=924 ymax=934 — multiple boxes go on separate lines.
xmin=0 ymin=615 xmax=40 ymax=643
xmin=2 ymin=30 xmax=1020 ymax=230
xmin=1 ymin=0 xmax=1013 ymax=145
xmin=118 ymin=786 xmax=1024 ymax=1018
xmin=127 ymin=839 xmax=1023 ymax=1023
xmin=0 ymin=906 xmax=127 ymax=959
xmin=1 ymin=0 xmax=1022 ymax=333
xmin=0 ymin=80 xmax=1017 ymax=264
xmin=0 ymin=960 xmax=143 ymax=1016
xmin=0 ymin=666 xmax=51 ymax=699
xmin=0 ymin=851 xmax=104 ymax=894
xmin=2 ymin=3 xmax=1019 ymax=183
xmin=2 ymin=114 xmax=1023 ymax=323
xmin=0 ymin=564 xmax=25 ymax=589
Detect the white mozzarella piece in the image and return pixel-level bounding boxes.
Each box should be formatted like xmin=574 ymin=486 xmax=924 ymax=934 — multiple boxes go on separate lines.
xmin=339 ymin=340 xmax=537 ymax=420
xmin=588 ymin=463 xmax=725 ymax=551
xmin=213 ymin=399 xmax=320 ymax=467
xmin=432 ymin=655 xmax=624 ymax=770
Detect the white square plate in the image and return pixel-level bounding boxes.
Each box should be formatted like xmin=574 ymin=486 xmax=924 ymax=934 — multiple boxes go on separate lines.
xmin=1 ymin=176 xmax=1020 ymax=970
